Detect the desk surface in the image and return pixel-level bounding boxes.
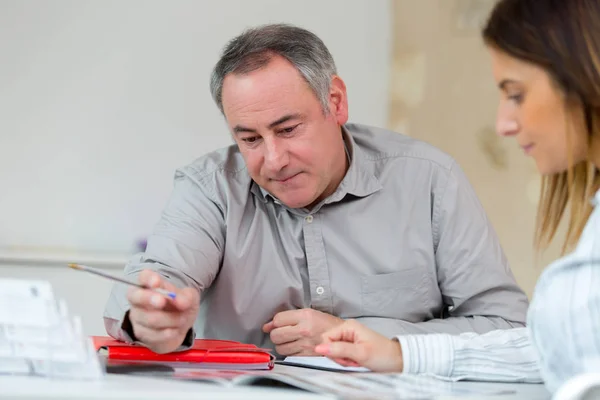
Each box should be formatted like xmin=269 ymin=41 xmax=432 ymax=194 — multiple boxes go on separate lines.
xmin=0 ymin=373 xmax=328 ymax=400
xmin=0 ymin=365 xmax=550 ymax=400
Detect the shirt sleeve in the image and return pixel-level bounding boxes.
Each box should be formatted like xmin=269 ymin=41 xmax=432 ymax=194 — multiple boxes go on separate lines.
xmin=397 ymin=327 xmax=542 ymax=383
xmin=431 ymin=161 xmax=529 ymax=332
xmin=527 ymin=209 xmax=600 ymax=393
xmin=354 ymin=316 xmax=522 ymax=338
xmin=103 ymin=167 xmax=225 ymax=346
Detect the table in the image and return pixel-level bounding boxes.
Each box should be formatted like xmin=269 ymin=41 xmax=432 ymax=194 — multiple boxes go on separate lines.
xmin=0 ymin=372 xmax=329 ymax=400
xmin=0 ymin=365 xmax=550 ymax=399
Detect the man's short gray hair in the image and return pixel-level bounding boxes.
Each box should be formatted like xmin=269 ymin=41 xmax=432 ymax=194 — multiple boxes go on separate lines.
xmin=210 ymin=23 xmax=338 ymax=115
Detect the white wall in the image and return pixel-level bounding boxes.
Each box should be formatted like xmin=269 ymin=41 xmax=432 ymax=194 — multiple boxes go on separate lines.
xmin=0 ymin=0 xmax=392 ymax=335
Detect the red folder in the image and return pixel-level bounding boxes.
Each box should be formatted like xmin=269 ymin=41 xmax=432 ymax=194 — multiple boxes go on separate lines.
xmin=91 ymin=336 xmax=275 ymax=370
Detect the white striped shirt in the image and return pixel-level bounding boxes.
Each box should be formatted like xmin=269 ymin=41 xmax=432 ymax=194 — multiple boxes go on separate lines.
xmin=397 ymin=190 xmax=600 ymax=393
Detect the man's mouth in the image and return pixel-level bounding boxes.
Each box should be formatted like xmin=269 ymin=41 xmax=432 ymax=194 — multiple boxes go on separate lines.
xmin=273 ymin=173 xmax=300 ymax=183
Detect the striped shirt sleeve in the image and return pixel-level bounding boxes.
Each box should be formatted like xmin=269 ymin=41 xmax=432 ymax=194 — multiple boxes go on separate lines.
xmin=397 ymin=327 xmax=542 ymax=383
xmin=527 ymin=192 xmax=600 ymax=393
xmin=528 ymin=258 xmax=600 ymax=392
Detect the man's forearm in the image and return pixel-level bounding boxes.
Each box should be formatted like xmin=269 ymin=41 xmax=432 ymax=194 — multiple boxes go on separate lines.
xmin=405 ymin=315 xmax=525 ymax=334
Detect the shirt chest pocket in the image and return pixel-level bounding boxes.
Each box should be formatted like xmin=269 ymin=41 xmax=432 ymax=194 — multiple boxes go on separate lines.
xmin=361 ymin=268 xmax=429 ymax=322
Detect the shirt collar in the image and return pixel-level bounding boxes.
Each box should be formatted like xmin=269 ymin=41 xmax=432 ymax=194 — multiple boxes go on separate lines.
xmin=251 ymin=125 xmax=382 ymax=204
xmin=336 ymin=125 xmax=383 ymax=199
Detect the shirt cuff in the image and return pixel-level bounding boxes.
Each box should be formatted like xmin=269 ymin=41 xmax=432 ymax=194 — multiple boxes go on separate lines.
xmin=397 ymin=333 xmax=455 ymax=377
xmin=178 ymin=327 xmax=196 ymax=350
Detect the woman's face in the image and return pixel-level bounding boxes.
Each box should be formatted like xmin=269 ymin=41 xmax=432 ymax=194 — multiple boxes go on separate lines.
xmin=488 ymin=47 xmax=587 ymax=174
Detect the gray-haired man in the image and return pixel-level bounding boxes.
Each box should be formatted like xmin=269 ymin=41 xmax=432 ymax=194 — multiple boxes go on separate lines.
xmin=104 ymin=24 xmax=528 ymax=356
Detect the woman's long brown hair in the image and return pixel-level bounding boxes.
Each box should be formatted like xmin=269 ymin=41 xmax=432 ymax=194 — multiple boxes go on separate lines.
xmin=483 ymin=0 xmax=600 ymax=253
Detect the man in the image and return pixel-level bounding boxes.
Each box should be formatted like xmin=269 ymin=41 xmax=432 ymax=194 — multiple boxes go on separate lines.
xmin=104 ymin=23 xmax=528 ymax=357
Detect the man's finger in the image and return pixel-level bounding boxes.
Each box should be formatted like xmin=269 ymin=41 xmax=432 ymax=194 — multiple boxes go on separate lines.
xmin=131 ymin=324 xmax=183 ymax=352
xmin=275 ymin=340 xmax=305 ymax=356
xmin=128 ymin=308 xmax=187 ymax=330
xmin=271 ymin=309 xmax=303 ymax=328
xmin=127 ymin=287 xmax=167 ymax=310
xmin=269 ymin=325 xmax=303 ymax=345
xmin=138 ymin=270 xmax=164 ymax=289
xmin=262 ymin=321 xmax=274 ymax=333
xmin=169 ymin=287 xmax=200 ymax=312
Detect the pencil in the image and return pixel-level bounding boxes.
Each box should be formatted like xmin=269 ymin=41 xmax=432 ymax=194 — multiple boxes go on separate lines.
xmin=67 ymin=263 xmax=176 ymax=300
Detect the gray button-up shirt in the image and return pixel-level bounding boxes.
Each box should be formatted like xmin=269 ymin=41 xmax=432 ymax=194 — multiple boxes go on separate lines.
xmin=104 ymin=123 xmax=528 ymax=352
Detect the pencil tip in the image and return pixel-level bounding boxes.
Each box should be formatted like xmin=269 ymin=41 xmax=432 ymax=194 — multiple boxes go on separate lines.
xmin=67 ymin=263 xmax=80 ymax=269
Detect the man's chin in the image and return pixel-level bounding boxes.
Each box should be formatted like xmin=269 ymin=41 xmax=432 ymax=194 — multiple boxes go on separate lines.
xmin=272 ymin=192 xmax=317 ymax=209
xmin=278 ymin=198 xmax=312 ymax=209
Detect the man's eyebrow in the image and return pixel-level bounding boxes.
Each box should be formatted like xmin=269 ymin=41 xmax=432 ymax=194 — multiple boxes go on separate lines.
xmin=232 ymin=125 xmax=257 ymax=134
xmin=268 ymin=113 xmax=303 ymax=129
xmin=232 ymin=113 xmax=304 ymax=134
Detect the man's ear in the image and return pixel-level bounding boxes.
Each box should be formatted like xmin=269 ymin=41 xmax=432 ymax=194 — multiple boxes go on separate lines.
xmin=328 ymin=76 xmax=349 ymax=125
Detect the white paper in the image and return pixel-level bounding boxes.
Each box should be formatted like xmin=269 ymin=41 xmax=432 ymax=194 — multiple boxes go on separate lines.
xmin=0 ymin=278 xmax=103 ymax=380
xmin=281 ymin=356 xmax=370 ymax=372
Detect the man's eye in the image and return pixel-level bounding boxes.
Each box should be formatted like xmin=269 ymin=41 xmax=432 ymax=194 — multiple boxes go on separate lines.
xmin=242 ymin=137 xmax=258 ymax=143
xmin=280 ymin=124 xmax=300 ymax=134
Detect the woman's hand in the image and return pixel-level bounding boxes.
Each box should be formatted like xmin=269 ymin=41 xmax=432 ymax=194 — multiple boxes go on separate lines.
xmin=314 ymin=319 xmax=404 ymax=372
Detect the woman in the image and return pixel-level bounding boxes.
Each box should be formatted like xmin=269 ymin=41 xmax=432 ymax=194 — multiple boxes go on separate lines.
xmin=314 ymin=0 xmax=600 ymax=394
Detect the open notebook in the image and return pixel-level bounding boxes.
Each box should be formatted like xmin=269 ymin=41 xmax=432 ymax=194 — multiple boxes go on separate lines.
xmin=105 ymin=362 xmax=519 ymax=399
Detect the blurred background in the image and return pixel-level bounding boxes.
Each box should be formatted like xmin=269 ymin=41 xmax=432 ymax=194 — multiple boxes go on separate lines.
xmin=0 ymin=0 xmax=563 ymax=335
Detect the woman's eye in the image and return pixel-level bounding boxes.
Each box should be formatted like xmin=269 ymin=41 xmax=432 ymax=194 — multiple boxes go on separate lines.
xmin=508 ymin=93 xmax=523 ymax=104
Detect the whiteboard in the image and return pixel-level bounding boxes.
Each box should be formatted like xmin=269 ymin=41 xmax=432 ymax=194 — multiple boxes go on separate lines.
xmin=0 ymin=0 xmax=391 ymax=259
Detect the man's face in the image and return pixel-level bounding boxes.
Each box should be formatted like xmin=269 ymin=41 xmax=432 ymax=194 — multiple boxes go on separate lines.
xmin=221 ymin=55 xmax=349 ymax=209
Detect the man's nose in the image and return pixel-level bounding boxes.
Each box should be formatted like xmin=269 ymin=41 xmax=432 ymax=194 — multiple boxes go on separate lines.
xmin=263 ymin=138 xmax=289 ymax=172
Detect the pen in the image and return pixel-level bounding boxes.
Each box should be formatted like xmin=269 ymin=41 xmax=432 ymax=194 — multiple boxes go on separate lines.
xmin=67 ymin=263 xmax=176 ymax=300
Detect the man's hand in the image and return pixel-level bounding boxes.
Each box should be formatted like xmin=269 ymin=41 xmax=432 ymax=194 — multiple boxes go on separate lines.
xmin=315 ymin=319 xmax=404 ymax=372
xmin=126 ymin=269 xmax=200 ymax=354
xmin=262 ymin=308 xmax=344 ymax=356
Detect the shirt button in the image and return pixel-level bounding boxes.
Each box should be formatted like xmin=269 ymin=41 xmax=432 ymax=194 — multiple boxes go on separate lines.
xmin=305 ymin=215 xmax=313 ymax=223
xmin=316 ymin=286 xmax=325 ymax=295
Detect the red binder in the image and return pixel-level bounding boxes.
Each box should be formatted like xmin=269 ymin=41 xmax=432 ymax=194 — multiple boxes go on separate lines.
xmin=91 ymin=336 xmax=275 ymax=370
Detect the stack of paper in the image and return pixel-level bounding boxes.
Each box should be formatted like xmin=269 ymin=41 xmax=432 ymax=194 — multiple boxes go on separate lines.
xmin=0 ymin=278 xmax=103 ymax=380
